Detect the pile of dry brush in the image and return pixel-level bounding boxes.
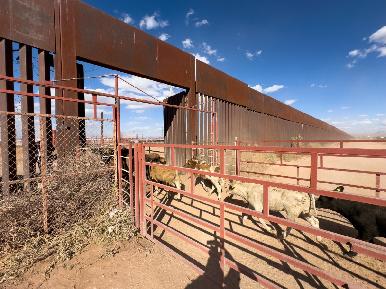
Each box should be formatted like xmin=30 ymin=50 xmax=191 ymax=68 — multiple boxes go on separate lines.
xmin=0 ymin=150 xmax=137 ymax=284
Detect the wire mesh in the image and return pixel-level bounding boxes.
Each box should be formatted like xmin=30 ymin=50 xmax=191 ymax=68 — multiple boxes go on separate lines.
xmin=0 ymin=109 xmax=116 ymax=250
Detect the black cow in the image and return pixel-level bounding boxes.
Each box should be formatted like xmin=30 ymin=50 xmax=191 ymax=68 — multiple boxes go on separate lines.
xmin=316 ymin=186 xmax=386 ymax=256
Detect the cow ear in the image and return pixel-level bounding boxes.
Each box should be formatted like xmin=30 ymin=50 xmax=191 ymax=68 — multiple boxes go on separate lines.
xmin=334 ymin=186 xmax=344 ymax=192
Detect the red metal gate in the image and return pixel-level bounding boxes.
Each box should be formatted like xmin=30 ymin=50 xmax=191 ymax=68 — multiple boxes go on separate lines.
xmin=133 ymin=142 xmax=386 ymax=288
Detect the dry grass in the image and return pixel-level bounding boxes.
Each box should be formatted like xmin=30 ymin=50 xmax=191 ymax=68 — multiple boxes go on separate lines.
xmin=0 ymin=150 xmax=137 ymax=284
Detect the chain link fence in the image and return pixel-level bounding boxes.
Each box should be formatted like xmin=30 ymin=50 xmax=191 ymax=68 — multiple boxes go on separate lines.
xmin=0 ymin=105 xmax=119 ymax=275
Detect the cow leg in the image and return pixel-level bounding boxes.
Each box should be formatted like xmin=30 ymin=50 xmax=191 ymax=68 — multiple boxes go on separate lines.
xmin=175 ymin=178 xmax=182 ymax=200
xmin=206 ymin=176 xmax=222 ymax=200
xmin=309 ymin=194 xmax=318 ymax=216
xmin=199 ymin=178 xmax=210 ymax=193
xmin=281 ymin=213 xmax=297 ymax=239
xmin=252 ymin=203 xmax=273 ymax=233
xmin=258 ymin=217 xmax=274 ymax=233
xmin=304 ymin=214 xmax=322 ymax=242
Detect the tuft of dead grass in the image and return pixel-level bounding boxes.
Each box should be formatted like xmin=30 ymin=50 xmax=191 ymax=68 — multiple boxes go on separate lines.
xmin=0 ymin=149 xmax=137 ymax=284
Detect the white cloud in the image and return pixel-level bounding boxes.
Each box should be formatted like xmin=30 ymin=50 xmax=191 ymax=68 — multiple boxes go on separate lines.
xmin=135 ymin=110 xmax=145 ymax=114
xmin=250 ymin=84 xmax=263 ymax=93
xmin=377 ymin=46 xmax=386 ymax=57
xmin=246 ymin=52 xmax=254 ymax=60
xmin=195 ymin=19 xmax=209 ymax=27
xmin=139 ymin=13 xmax=168 ymax=30
xmin=310 ymin=83 xmax=328 ymax=88
xmin=99 ymin=75 xmax=183 ymax=110
xmin=182 ymin=38 xmax=193 ymax=49
xmin=121 ymin=13 xmax=133 ymax=24
xmin=340 ymin=106 xmax=350 ymax=110
xmin=284 ymin=99 xmax=297 ymax=106
xmin=348 ymin=49 xmax=360 ymax=57
xmin=185 ymin=9 xmax=194 ymax=25
xmin=158 ymin=33 xmax=170 ymax=41
xmin=346 ymin=62 xmax=355 ymax=69
xmin=217 ymin=57 xmax=225 ymax=62
xmin=202 ymin=42 xmax=217 ymax=55
xmin=346 ymin=26 xmax=386 ymax=67
xmin=369 ymin=26 xmax=386 ymax=45
xmin=264 ymin=84 xmax=284 ymax=93
xmin=325 ymin=115 xmax=386 ymax=135
xmin=245 ymin=50 xmax=262 ymax=60
xmin=359 ymin=114 xmax=368 ymax=117
xmin=135 ymin=116 xmax=149 ymax=121
xmin=250 ymin=84 xmax=284 ymax=94
xmin=376 ymin=113 xmax=385 ymax=117
xmin=327 ymin=109 xmax=333 ymax=113
xmin=193 ymin=53 xmax=210 ymax=64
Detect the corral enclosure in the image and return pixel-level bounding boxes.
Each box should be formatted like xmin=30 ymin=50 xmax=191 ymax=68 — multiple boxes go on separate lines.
xmin=1 ymin=1 xmax=385 ymax=289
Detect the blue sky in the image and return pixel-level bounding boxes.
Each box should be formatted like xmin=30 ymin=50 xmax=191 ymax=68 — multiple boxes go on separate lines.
xmin=81 ymin=0 xmax=386 ymax=137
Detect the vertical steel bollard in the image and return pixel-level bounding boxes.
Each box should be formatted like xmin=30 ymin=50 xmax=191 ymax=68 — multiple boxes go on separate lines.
xmin=100 ymin=111 xmax=104 ymax=145
xmin=39 ymin=116 xmax=48 ymax=233
xmin=116 ymin=77 xmax=123 ymax=208
xmin=171 ymin=146 xmax=175 ymax=166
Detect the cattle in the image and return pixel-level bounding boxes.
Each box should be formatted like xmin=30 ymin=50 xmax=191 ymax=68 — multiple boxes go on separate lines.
xmin=316 ymin=186 xmax=386 ymax=256
xmin=184 ymin=158 xmax=224 ymax=200
xmin=224 ymin=180 xmax=321 ymax=241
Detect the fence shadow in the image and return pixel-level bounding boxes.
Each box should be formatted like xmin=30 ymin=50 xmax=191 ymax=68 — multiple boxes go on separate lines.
xmin=185 ymin=238 xmax=240 ymax=289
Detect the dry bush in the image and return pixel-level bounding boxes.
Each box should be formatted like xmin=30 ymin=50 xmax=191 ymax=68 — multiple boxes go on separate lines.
xmin=0 ymin=149 xmax=137 ymax=284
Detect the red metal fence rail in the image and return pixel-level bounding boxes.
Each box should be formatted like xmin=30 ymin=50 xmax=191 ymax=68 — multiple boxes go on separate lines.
xmin=261 ymin=139 xmax=386 ymax=149
xmin=136 ymin=142 xmax=386 ymax=288
xmin=234 ymin=138 xmax=386 ymax=197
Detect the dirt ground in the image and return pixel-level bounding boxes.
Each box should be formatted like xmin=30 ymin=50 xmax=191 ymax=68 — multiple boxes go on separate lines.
xmin=2 ymin=238 xmax=203 ymax=289
xmin=2 ymin=142 xmax=386 ymax=289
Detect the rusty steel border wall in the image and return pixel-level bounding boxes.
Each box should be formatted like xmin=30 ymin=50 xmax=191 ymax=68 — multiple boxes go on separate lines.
xmin=1 ymin=0 xmax=349 ymax=182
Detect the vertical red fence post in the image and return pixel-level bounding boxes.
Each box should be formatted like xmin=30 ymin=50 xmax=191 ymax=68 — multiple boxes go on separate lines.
xmin=92 ymin=93 xmax=97 ymax=119
xmin=134 ymin=143 xmax=140 ymax=228
xmin=296 ymin=166 xmax=300 ymax=185
xmin=129 ymin=142 xmax=134 ymax=212
xmin=139 ymin=144 xmax=146 ymax=236
xmin=235 ymin=137 xmax=240 ymax=175
xmin=376 ymin=173 xmax=381 ymax=198
xmin=339 ymin=141 xmax=343 ymax=149
xmin=114 ymin=75 xmax=123 ymax=208
xmin=319 ymin=154 xmax=324 ymax=168
xmin=171 ymin=146 xmax=175 ymax=166
xmin=151 ymin=184 xmax=154 ymax=239
xmin=219 ymin=148 xmax=225 ymax=287
xmin=263 ymin=184 xmax=269 ymax=217
xmin=310 ymin=152 xmax=318 ymax=190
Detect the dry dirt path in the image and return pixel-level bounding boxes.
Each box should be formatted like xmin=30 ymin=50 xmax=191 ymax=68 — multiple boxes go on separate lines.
xmin=2 ymin=238 xmax=205 ymax=289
